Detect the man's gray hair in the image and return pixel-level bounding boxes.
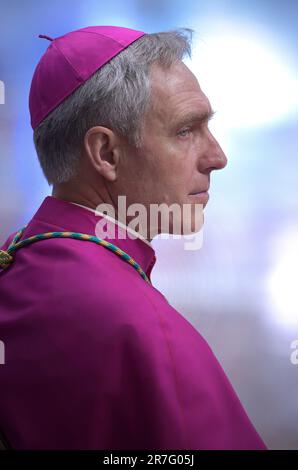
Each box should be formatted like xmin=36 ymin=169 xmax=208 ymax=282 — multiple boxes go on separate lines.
xmin=33 ymin=28 xmax=193 ymax=184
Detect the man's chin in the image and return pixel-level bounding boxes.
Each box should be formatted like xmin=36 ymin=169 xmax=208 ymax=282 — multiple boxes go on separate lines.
xmin=164 ymin=211 xmax=205 ymax=237
xmin=181 ymin=203 xmax=204 ymax=235
xmin=145 ymin=200 xmax=205 ymax=238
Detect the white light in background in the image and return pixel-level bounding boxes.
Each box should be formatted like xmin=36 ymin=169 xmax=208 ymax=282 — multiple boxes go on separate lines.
xmin=266 ymin=226 xmax=298 ymax=328
xmin=184 ymin=23 xmax=298 ymax=131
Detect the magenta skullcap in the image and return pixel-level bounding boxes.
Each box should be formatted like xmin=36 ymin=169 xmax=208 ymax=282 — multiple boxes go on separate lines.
xmin=29 ymin=25 xmax=145 ymax=129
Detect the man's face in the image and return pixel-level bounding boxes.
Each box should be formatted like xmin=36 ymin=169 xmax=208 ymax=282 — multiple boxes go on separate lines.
xmin=115 ymin=60 xmax=227 ymax=237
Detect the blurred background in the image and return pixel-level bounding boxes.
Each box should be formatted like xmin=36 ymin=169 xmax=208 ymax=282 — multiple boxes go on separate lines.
xmin=0 ymin=0 xmax=297 ymax=449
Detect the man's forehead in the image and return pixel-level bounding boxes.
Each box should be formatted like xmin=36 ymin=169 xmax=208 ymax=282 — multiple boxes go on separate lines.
xmin=149 ymin=62 xmax=211 ymax=118
xmin=150 ymin=61 xmax=199 ymax=95
xmin=150 ymin=87 xmax=212 ymax=128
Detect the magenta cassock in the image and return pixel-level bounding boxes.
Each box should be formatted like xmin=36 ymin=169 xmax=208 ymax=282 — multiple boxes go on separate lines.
xmin=0 ymin=196 xmax=267 ymax=450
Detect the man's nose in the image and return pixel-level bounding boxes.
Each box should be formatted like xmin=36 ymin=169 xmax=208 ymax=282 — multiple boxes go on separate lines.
xmin=200 ymin=130 xmax=228 ymax=172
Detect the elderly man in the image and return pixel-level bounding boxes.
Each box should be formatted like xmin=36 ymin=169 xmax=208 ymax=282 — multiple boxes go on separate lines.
xmin=0 ymin=26 xmax=266 ymax=450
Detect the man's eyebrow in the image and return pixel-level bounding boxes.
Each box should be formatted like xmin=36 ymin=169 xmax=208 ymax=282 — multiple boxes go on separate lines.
xmin=172 ymin=108 xmax=216 ymax=127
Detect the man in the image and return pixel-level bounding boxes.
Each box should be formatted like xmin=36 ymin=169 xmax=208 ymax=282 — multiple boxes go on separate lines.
xmin=0 ymin=26 xmax=266 ymax=449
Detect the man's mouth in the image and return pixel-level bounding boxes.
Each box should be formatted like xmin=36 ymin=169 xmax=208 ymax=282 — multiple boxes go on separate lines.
xmin=188 ymin=191 xmax=209 ymax=204
xmin=188 ymin=186 xmax=210 ymax=205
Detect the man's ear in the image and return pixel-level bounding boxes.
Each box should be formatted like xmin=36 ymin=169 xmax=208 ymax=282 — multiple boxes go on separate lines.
xmin=83 ymin=126 xmax=121 ymax=182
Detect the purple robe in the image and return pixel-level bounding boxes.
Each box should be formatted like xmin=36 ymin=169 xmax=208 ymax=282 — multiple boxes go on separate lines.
xmin=0 ymin=196 xmax=267 ymax=449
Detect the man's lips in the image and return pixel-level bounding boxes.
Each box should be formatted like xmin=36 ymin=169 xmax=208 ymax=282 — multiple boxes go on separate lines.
xmin=189 ymin=184 xmax=209 ymax=195
xmin=188 ymin=190 xmax=209 ymax=204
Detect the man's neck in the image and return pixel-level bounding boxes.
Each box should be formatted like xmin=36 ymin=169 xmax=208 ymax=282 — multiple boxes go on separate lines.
xmin=52 ymin=186 xmax=153 ymax=246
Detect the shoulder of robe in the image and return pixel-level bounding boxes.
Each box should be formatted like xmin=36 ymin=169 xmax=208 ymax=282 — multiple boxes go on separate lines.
xmin=2 ymin=231 xmax=152 ymax=302
xmin=1 ymin=229 xmax=215 ymax=365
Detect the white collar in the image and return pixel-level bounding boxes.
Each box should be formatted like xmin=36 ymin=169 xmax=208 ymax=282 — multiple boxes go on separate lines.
xmin=70 ymin=201 xmax=152 ymax=248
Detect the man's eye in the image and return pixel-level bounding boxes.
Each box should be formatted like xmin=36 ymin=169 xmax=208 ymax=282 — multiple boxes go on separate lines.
xmin=178 ymin=128 xmax=191 ymax=137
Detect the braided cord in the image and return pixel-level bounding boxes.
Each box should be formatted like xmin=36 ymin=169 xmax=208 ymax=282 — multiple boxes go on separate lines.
xmin=0 ymin=226 xmax=150 ymax=283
